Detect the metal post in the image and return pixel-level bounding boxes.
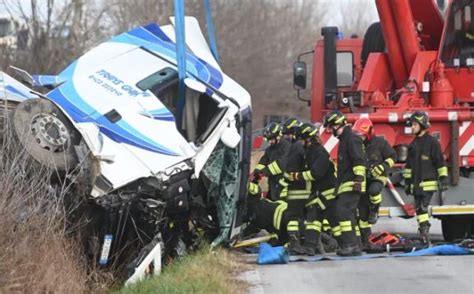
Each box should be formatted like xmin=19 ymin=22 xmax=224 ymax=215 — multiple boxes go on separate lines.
xmin=174 ymin=0 xmax=186 ymax=131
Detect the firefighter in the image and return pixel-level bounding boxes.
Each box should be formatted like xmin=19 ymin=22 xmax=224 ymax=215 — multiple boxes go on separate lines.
xmin=404 ymin=111 xmax=448 ymax=246
xmin=352 ymin=117 xmax=396 ymax=247
xmin=280 ymin=117 xmax=309 ymax=255
xmin=252 ymin=122 xmax=291 ymax=201
xmin=281 ymin=117 xmax=303 ymax=143
xmin=245 ymin=181 xmax=289 ymax=244
xmin=323 ymin=110 xmax=367 ymax=256
xmin=285 ymin=122 xmax=338 ymax=255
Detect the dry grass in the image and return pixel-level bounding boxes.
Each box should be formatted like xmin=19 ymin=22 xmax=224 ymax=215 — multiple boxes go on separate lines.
xmin=0 ymin=128 xmax=110 ymax=292
xmin=0 ymin=115 xmax=252 ymax=293
xmin=120 ymin=246 xmax=251 ymax=294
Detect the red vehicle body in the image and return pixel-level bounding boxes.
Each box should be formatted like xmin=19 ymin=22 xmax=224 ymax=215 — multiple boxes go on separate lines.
xmin=293 ymin=0 xmax=474 ymax=240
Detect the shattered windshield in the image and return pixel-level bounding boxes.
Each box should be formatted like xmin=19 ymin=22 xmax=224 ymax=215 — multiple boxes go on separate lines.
xmin=202 ymin=141 xmax=240 ymax=246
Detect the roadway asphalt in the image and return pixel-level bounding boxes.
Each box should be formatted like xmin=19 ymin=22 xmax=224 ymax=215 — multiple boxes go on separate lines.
xmin=241 ymin=217 xmax=474 ymax=294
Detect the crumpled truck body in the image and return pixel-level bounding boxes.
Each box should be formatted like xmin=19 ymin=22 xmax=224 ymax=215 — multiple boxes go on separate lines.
xmin=0 ymin=17 xmax=252 ymax=282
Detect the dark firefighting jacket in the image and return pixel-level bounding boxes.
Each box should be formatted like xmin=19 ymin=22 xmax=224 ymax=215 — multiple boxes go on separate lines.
xmin=255 ymin=138 xmax=291 ymax=201
xmin=247 ymin=182 xmax=288 ymax=233
xmin=280 ymin=140 xmax=311 ymax=200
xmin=301 ymin=142 xmax=337 ymax=209
xmin=366 ymin=136 xmax=397 ymax=184
xmin=404 ymin=132 xmax=447 ymax=194
xmin=336 ymin=125 xmax=367 ymax=195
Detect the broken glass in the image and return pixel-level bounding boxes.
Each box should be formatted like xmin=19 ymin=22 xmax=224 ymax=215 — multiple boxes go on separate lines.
xmin=202 ymin=141 xmax=239 ymax=246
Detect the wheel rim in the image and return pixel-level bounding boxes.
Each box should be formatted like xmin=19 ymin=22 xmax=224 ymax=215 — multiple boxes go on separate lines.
xmin=30 ymin=113 xmax=71 ymax=153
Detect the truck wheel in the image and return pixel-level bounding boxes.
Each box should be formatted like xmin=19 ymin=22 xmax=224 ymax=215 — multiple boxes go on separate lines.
xmin=441 ymin=216 xmax=472 ymax=242
xmin=361 ymin=22 xmax=385 ymax=67
xmin=13 ymin=98 xmax=81 ymax=171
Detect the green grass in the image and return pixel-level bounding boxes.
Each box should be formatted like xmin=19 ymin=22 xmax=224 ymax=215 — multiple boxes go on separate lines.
xmin=120 ymin=246 xmax=249 ymax=294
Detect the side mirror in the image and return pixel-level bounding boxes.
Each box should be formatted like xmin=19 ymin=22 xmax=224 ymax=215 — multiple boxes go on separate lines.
xmin=9 ymin=65 xmax=35 ymax=87
xmin=221 ymin=124 xmax=241 ymax=148
xmin=293 ymin=61 xmax=307 ymax=90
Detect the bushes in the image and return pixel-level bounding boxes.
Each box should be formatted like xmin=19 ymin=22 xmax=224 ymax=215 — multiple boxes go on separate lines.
xmin=0 ymin=129 xmax=109 ymax=292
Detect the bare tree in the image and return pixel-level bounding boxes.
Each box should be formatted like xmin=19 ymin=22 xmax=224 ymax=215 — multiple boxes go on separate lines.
xmin=1 ymin=0 xmax=332 ymax=128
xmin=103 ymin=0 xmax=173 ymax=34
xmin=1 ymin=0 xmax=108 ymax=73
xmin=210 ymin=0 xmax=330 ymax=127
xmin=337 ymin=0 xmax=378 ymax=38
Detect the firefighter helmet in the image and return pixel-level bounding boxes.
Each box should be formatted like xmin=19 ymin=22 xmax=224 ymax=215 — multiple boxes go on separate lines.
xmin=282 ymin=117 xmax=302 ymax=135
xmin=323 ymin=110 xmax=347 ymax=128
xmin=352 ymin=117 xmax=374 ymax=140
xmin=406 ymin=111 xmax=430 ymax=129
xmin=297 ymin=122 xmax=321 ymax=140
xmin=263 ymin=122 xmax=282 ymax=140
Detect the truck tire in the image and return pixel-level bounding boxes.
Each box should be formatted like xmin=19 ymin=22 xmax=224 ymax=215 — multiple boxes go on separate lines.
xmin=361 ymin=22 xmax=385 ymax=67
xmin=441 ymin=216 xmax=473 ymax=242
xmin=13 ymin=98 xmax=81 ymax=171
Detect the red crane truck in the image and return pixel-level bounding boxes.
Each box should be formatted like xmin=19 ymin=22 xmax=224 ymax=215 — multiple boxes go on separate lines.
xmin=293 ymin=0 xmax=474 ymax=241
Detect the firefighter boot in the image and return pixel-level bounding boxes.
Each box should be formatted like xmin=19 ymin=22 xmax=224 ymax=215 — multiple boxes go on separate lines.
xmin=336 ymin=244 xmax=362 ymax=257
xmin=368 ymin=204 xmax=380 ymax=225
xmin=301 ymin=240 xmax=325 ymax=256
xmin=419 ymin=222 xmax=431 ymax=247
xmin=321 ymin=232 xmax=338 ymax=253
xmin=300 ymin=242 xmax=322 ymax=256
xmin=301 ymin=228 xmax=325 ymax=256
xmin=287 ymin=231 xmax=305 ymax=255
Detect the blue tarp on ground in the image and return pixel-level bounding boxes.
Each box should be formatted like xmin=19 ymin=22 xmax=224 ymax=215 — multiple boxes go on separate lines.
xmin=256 ymin=244 xmax=473 ymax=264
xmin=397 ymin=244 xmax=473 ymax=257
xmin=257 ymin=243 xmax=289 ymax=265
xmin=288 ymin=244 xmax=473 ymax=262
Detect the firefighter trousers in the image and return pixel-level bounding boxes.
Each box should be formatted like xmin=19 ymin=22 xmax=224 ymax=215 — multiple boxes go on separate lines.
xmin=305 ymin=196 xmax=337 ymax=245
xmin=335 ymin=191 xmax=361 ymax=247
xmin=358 ymin=180 xmax=383 ymax=229
xmin=414 ymin=191 xmax=433 ymax=227
xmin=357 ymin=193 xmax=371 ymax=231
xmin=243 ymin=202 xmax=291 ymax=245
xmin=285 ymin=199 xmax=307 ymax=240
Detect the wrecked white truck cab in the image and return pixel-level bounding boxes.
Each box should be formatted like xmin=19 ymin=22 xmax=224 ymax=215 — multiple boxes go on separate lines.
xmin=0 ymin=17 xmax=252 ymax=280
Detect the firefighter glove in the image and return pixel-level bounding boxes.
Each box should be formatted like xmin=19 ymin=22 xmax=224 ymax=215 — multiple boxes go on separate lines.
xmin=252 ymin=168 xmax=263 ymax=178
xmin=439 ymin=176 xmax=449 ymax=191
xmin=250 ymin=174 xmax=261 ymax=183
xmin=370 ymin=164 xmax=385 ymax=177
xmin=353 ymin=180 xmax=363 ymax=193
